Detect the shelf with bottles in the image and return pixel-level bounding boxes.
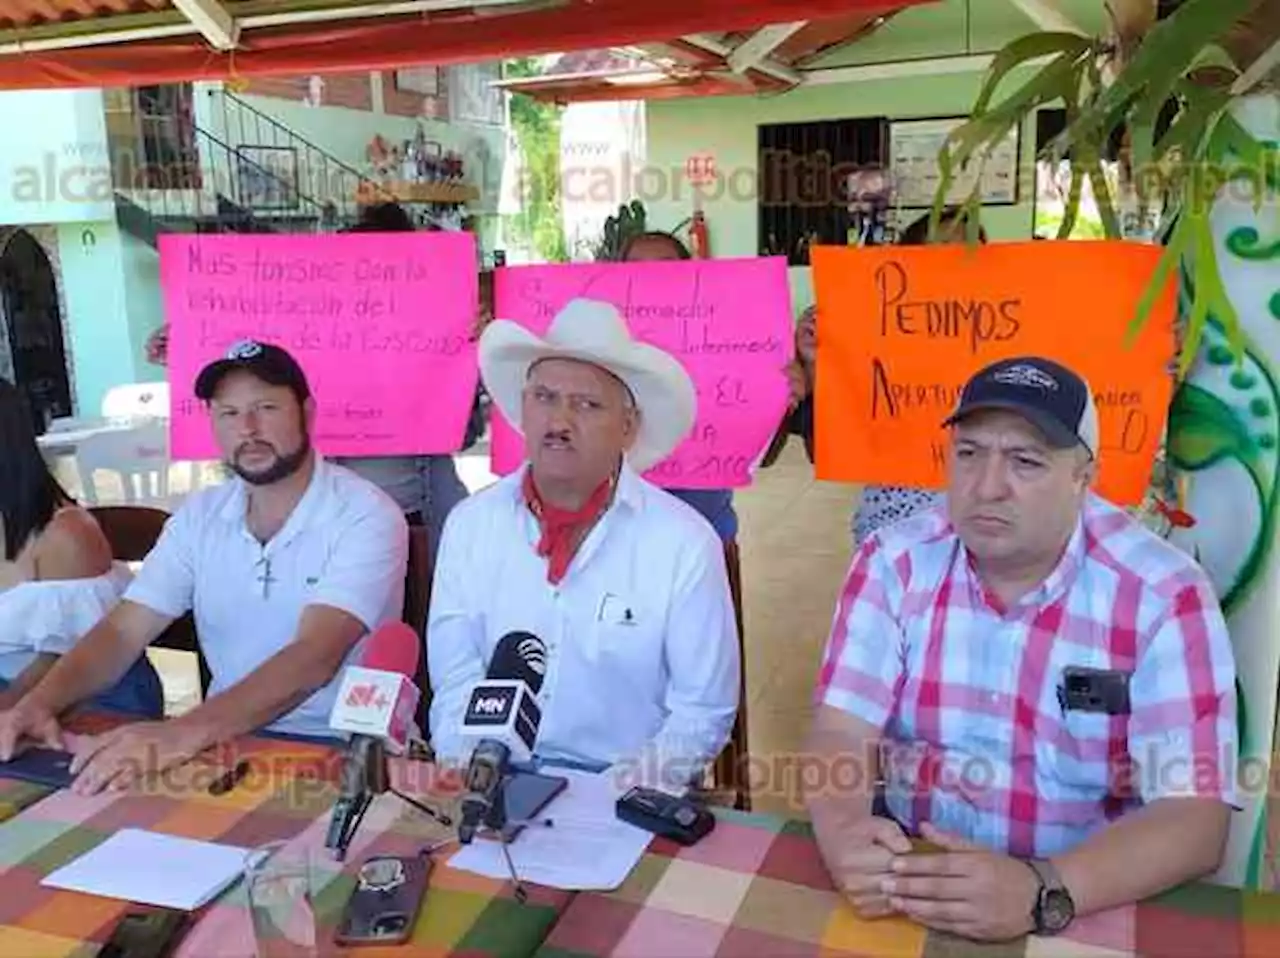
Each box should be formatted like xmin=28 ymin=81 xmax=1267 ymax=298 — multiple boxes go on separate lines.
xmin=360 ymin=125 xmax=480 ymax=208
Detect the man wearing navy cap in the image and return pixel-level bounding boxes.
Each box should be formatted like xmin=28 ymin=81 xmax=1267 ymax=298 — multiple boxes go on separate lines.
xmin=0 ymin=341 xmax=408 ymax=793
xmin=804 ymin=356 xmax=1238 ymax=941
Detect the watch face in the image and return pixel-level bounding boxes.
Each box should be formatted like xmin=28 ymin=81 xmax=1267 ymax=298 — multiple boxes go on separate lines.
xmin=1041 ymin=889 xmax=1075 ymax=933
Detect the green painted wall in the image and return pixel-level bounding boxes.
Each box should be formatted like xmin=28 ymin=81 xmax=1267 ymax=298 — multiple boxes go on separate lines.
xmin=55 ymin=222 xmax=145 ymax=416
xmin=811 ymin=0 xmax=1107 ymax=68
xmin=646 ymin=69 xmax=1042 ymax=312
xmin=643 ymin=0 xmax=1112 ymax=311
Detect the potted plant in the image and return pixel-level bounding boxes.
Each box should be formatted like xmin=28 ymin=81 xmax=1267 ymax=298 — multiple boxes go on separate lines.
xmin=932 ymin=0 xmax=1280 ymax=889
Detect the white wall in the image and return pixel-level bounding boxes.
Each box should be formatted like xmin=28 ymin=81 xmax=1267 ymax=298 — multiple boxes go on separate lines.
xmin=559 ymin=101 xmax=646 ymax=260
xmin=0 ymin=89 xmax=115 ymax=226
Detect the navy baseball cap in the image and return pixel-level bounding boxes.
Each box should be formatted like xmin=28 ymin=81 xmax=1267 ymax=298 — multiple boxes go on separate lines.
xmin=942 ymin=356 xmax=1098 ymax=458
xmin=194 ymin=340 xmax=311 ymax=403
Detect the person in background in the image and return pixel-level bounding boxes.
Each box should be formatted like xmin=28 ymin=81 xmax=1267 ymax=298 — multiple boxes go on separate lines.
xmin=0 ymin=342 xmax=408 ymax=793
xmin=846 ymin=207 xmax=988 ymax=546
xmin=618 ymin=230 xmax=808 ymax=544
xmin=142 ymin=202 xmax=473 ymax=589
xmin=805 ymin=355 xmax=1236 ymax=941
xmin=0 ymin=379 xmax=164 ymax=717
xmin=334 ymin=202 xmax=471 ymax=576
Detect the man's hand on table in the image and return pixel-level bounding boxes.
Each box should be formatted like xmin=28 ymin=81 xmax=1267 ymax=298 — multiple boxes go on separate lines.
xmin=0 ymin=703 xmax=65 ymax=761
xmin=69 ymin=719 xmax=208 ymax=795
xmin=828 ymin=816 xmax=914 ymax=919
xmin=881 ymin=822 xmax=1040 ymax=941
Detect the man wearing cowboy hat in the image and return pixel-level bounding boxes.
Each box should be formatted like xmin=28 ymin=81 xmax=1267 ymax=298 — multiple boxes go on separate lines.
xmin=427 ymin=298 xmax=740 ymax=787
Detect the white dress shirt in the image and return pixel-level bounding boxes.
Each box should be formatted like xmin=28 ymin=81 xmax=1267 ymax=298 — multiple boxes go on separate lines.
xmin=427 ymin=463 xmax=740 ymax=785
xmin=125 ymin=457 xmax=408 ymax=739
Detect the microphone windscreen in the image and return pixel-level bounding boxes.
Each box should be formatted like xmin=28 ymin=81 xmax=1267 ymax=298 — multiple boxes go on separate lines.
xmin=486 ymin=631 xmax=547 ymax=693
xmin=359 ymin=621 xmax=421 ymax=678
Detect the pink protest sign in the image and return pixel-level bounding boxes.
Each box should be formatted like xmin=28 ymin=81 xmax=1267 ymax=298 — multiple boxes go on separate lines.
xmin=161 ymin=232 xmax=479 ymax=460
xmin=490 ymin=257 xmax=793 ymax=488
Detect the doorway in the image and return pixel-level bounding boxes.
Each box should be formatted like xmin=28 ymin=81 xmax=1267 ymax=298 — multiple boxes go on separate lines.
xmin=0 ymin=230 xmax=73 ymax=432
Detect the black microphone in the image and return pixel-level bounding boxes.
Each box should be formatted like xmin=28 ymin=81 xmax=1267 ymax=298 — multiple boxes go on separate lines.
xmin=457 ymin=632 xmax=547 ymax=845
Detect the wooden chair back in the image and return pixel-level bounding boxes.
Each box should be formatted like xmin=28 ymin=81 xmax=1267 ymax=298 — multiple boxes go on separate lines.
xmin=711 ymin=539 xmax=752 ymax=811
xmin=89 ymin=505 xmax=211 ymax=696
xmin=404 ymin=525 xmax=434 ymax=728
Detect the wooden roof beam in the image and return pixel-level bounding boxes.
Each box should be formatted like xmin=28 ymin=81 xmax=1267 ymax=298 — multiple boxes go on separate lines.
xmin=172 ymin=0 xmax=239 ymax=50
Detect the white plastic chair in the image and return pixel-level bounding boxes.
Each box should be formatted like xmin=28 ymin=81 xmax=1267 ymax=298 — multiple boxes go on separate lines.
xmin=74 ymin=421 xmax=171 ymax=505
xmin=101 ymin=381 xmax=171 ymax=421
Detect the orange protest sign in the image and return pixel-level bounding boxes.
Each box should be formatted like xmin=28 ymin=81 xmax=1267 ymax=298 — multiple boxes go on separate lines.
xmin=809 ymin=240 xmax=1177 ymax=505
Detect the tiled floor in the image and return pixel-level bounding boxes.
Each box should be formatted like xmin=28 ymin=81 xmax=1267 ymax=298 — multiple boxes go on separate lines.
xmin=128 ymin=442 xmax=860 ymax=818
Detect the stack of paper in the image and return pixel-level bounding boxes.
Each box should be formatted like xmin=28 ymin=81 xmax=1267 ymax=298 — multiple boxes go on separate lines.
xmin=42 ymin=828 xmax=253 ymax=910
xmin=449 ymin=768 xmax=652 ymax=891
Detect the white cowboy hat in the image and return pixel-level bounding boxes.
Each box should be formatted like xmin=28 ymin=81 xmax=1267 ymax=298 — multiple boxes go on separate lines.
xmin=479 ymin=298 xmax=697 ymax=472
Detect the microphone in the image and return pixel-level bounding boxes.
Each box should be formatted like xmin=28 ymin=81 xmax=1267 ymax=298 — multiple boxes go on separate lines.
xmin=459 ymin=631 xmax=546 ymax=765
xmin=325 ymin=622 xmax=447 ymax=860
xmin=328 ymin=621 xmax=422 ymax=753
xmin=457 ymin=632 xmax=548 ymax=846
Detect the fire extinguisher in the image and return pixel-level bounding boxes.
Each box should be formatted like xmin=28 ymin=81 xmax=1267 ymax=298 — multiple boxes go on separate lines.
xmin=689 ymin=209 xmax=710 ymax=259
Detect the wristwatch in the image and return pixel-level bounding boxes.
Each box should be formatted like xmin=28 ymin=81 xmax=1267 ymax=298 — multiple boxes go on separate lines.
xmin=1027 ymin=859 xmax=1075 ymax=935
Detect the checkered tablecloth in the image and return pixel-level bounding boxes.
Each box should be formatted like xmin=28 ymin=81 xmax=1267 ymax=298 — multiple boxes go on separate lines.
xmin=0 ymin=728 xmax=571 ymax=958
xmin=534 ymin=811 xmax=1280 ymax=958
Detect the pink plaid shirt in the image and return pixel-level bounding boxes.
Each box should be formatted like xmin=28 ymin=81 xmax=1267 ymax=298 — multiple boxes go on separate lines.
xmin=816 ymin=493 xmax=1238 ymax=859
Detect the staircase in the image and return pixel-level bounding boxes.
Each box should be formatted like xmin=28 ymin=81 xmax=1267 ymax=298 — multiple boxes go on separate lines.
xmin=115 ymin=88 xmax=387 ymax=248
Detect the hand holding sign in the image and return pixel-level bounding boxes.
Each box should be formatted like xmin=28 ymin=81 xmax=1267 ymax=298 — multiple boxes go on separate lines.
xmin=810 ymin=241 xmax=1177 ymax=505
xmin=161 ymin=232 xmax=480 ymax=461
xmin=490 ymin=257 xmax=794 ymax=488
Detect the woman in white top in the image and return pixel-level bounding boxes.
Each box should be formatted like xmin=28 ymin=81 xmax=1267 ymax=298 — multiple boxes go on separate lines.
xmin=0 ymin=379 xmax=163 ymax=717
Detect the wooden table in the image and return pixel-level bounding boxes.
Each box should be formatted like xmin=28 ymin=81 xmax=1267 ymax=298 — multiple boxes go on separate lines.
xmin=534 ymin=809 xmax=1280 ymax=958
xmin=0 ymin=721 xmax=572 ymax=957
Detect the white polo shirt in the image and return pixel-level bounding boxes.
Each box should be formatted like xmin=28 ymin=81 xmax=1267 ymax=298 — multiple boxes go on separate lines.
xmin=427 ymin=463 xmax=740 ymax=784
xmin=126 ymin=457 xmax=408 ymax=739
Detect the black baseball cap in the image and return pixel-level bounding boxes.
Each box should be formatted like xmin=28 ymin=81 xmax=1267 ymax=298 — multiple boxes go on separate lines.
xmin=942 ymin=356 xmax=1098 ymax=458
xmin=194 ymin=340 xmax=312 ymax=403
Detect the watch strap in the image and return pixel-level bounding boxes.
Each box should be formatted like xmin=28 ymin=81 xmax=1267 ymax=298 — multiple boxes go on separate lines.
xmin=1027 ymin=858 xmax=1073 ymax=935
xmin=1028 ymin=858 xmax=1064 ymax=892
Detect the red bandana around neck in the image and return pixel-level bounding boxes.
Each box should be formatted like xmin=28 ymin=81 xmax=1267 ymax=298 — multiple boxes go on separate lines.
xmin=522 ymin=469 xmax=615 ymax=585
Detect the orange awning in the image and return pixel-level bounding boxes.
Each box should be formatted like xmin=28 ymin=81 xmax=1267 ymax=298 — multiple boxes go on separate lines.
xmin=0 ymin=0 xmax=935 ymax=90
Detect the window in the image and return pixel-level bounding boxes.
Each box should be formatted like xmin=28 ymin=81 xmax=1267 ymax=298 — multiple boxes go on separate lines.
xmin=757 ymin=117 xmax=888 ymax=265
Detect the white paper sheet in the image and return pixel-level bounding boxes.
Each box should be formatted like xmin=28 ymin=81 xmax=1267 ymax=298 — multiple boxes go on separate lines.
xmin=448 ymin=768 xmax=652 ymax=891
xmin=41 ymin=828 xmax=253 ymax=910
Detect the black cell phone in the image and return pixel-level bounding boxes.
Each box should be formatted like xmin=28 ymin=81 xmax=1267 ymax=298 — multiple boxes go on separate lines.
xmin=1058 ymin=666 xmax=1132 ymax=715
xmin=334 ymin=854 xmax=433 ymax=947
xmin=616 ymin=786 xmax=716 ymax=846
xmin=0 ymin=747 xmax=75 ymax=788
xmin=98 ymin=908 xmax=189 ymax=958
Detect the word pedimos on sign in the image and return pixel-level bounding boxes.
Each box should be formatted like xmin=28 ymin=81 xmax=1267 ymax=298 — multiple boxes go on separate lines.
xmin=809 ymin=240 xmax=1177 ymax=505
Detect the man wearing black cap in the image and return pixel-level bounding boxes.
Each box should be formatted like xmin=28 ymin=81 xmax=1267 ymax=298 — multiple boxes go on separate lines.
xmin=804 ymin=356 xmax=1237 ymax=941
xmin=0 ymin=341 xmax=408 ymax=793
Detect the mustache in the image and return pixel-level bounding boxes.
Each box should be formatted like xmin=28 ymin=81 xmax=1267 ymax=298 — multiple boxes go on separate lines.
xmin=235 ymin=440 xmax=278 ymax=458
xmin=542 ymin=430 xmax=572 ymax=444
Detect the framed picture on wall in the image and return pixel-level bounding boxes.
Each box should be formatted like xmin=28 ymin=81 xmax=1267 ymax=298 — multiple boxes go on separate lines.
xmin=234 ymin=145 xmax=299 ymax=211
xmin=888 ymin=115 xmax=1020 ymax=208
xmin=395 ymin=67 xmax=440 ymax=96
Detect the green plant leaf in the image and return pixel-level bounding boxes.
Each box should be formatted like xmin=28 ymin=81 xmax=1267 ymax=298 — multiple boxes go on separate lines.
xmin=1126 ymin=213 xmax=1189 ymax=345
xmin=1057 ymin=162 xmax=1086 ymax=239
xmin=1082 ymin=149 xmax=1122 ymax=238
xmin=1167 ymin=381 xmax=1259 ymax=473
xmin=933 ymin=53 xmax=1087 ymax=229
xmin=970 ymin=31 xmax=1093 ymax=117
xmin=1179 ymin=212 xmax=1216 ymax=376
xmin=1043 ymin=0 xmax=1255 ymax=160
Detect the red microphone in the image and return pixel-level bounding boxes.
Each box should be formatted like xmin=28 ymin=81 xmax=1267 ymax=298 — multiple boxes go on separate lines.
xmin=328 ymin=621 xmax=422 ymax=753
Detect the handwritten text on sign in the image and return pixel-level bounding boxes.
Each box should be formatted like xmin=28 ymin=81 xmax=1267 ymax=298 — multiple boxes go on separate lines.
xmin=160 ymin=232 xmax=480 ymax=460
xmin=809 ymin=241 xmax=1177 ymax=505
xmin=490 ymin=258 xmax=794 ymax=488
